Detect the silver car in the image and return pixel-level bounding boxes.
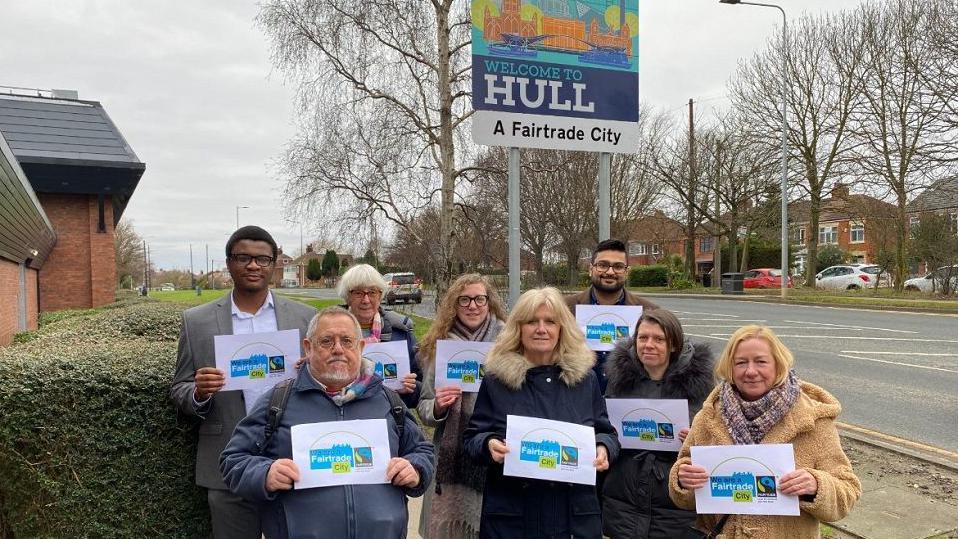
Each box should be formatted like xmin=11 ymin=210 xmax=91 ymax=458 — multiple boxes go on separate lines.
xmin=904 ymin=266 xmax=958 ymax=293
xmin=815 ymin=264 xmax=890 ymax=290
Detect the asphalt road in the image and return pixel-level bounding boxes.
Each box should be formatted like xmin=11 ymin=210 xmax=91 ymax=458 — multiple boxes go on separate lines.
xmin=279 ymin=288 xmax=958 ymax=452
xmin=646 ymin=296 xmax=958 ymax=453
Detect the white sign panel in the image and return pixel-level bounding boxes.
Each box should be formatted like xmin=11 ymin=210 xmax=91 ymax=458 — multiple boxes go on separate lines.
xmin=214 ymin=329 xmax=301 ymax=391
xmin=291 ymin=418 xmax=391 ymax=489
xmin=362 ymin=340 xmax=411 ymax=391
xmin=690 ymin=444 xmax=800 ymax=516
xmin=575 ymin=305 xmax=643 ymax=351
xmin=434 ymin=340 xmax=494 ymax=392
xmin=503 ymin=415 xmax=597 ymax=486
xmin=606 ymin=398 xmax=690 ymax=452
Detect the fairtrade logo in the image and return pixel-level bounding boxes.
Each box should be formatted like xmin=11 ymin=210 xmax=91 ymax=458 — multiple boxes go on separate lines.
xmin=708 ymin=458 xmax=778 ymax=503
xmin=586 ymin=322 xmax=629 ymax=344
xmin=229 ymin=342 xmax=287 ymax=380
xmin=518 ymin=428 xmax=579 ymax=470
xmin=373 ymin=362 xmax=398 ymax=380
xmin=447 ymin=358 xmax=483 ymax=384
xmin=308 ymin=431 xmax=376 ymax=475
xmin=620 ymin=408 xmax=674 ymax=443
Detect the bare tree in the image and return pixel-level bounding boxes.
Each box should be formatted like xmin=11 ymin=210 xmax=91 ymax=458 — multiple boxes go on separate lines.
xmin=850 ymin=0 xmax=955 ymax=290
xmin=114 ymin=219 xmax=144 ymax=289
xmin=259 ymin=0 xmax=472 ymax=296
xmin=730 ymin=9 xmax=866 ymax=284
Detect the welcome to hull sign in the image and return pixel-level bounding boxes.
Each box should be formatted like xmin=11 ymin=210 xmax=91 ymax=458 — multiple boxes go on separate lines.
xmin=472 ymin=0 xmax=639 ymax=153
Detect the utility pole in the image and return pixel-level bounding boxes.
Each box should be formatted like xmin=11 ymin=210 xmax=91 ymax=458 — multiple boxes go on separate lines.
xmin=205 ymin=244 xmax=210 ymax=289
xmin=687 ymin=98 xmax=697 ymax=280
xmin=142 ymin=239 xmax=148 ymax=294
xmin=714 ymin=142 xmax=722 ymax=288
xmin=189 ymin=243 xmax=195 ymax=288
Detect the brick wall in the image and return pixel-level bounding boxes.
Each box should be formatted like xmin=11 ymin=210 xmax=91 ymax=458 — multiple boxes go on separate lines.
xmin=0 ymin=259 xmax=40 ymax=346
xmin=38 ymin=194 xmax=116 ymax=311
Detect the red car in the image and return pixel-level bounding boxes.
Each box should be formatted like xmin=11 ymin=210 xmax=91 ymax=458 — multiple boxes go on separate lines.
xmin=743 ymin=268 xmax=793 ymax=289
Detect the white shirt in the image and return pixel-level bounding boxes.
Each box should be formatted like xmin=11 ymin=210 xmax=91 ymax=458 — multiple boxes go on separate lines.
xmin=231 ymin=291 xmax=278 ymax=414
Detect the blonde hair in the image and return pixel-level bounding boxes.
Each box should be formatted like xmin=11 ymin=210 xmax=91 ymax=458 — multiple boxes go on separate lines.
xmin=489 ymin=287 xmax=589 ymax=362
xmin=714 ymin=325 xmax=794 ymax=387
xmin=419 ymin=274 xmax=508 ymax=369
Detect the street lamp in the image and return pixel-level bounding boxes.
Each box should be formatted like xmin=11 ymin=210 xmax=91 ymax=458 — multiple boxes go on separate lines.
xmin=235 ymin=205 xmax=249 ymax=229
xmin=720 ymin=0 xmax=789 ymax=299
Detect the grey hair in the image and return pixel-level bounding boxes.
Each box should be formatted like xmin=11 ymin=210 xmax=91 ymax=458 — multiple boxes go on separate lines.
xmin=336 ymin=264 xmax=388 ymax=301
xmin=306 ymin=306 xmax=363 ymax=342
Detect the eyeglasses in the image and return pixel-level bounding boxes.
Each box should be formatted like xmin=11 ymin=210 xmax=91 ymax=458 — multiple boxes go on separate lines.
xmin=593 ymin=261 xmax=628 ymax=273
xmin=349 ymin=289 xmax=381 ymax=299
xmin=315 ymin=336 xmax=357 ymax=350
xmin=228 ymin=253 xmax=275 ymax=267
xmin=457 ymin=295 xmax=489 ymax=307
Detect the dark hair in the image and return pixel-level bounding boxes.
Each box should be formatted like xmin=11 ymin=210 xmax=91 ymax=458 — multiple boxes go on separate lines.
xmin=225 ymin=226 xmax=278 ymax=259
xmin=592 ymin=239 xmax=627 ymax=262
xmin=634 ymin=308 xmax=684 ymax=362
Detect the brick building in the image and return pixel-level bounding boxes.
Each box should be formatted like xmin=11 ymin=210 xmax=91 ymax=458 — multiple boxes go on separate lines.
xmin=0 ymin=89 xmax=144 ymax=344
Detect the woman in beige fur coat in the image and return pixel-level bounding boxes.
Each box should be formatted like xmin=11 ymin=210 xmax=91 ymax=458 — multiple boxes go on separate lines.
xmin=668 ymin=325 xmax=861 ymax=538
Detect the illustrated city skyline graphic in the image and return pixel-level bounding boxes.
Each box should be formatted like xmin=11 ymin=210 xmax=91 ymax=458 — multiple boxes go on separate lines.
xmin=309 ymin=443 xmax=374 ymax=474
xmin=480 ymin=0 xmax=635 ymax=68
xmin=230 ymin=353 xmax=285 ymax=380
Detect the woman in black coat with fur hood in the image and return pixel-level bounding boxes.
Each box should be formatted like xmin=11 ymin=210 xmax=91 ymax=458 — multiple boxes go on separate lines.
xmin=601 ymin=309 xmax=715 ymax=539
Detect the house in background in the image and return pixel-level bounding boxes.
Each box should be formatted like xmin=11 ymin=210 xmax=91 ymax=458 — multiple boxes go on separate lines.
xmin=0 ymin=87 xmax=145 ymax=345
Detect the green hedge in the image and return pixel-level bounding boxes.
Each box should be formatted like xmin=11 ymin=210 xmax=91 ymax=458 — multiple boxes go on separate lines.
xmin=629 ymin=265 xmax=668 ymax=287
xmin=0 ymin=301 xmax=209 ymax=537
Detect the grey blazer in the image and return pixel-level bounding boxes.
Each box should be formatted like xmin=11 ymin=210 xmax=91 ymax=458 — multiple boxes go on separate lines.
xmin=169 ymin=292 xmax=317 ymax=489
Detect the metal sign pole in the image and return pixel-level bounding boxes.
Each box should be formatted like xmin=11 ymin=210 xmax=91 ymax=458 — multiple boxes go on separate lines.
xmin=598 ymin=152 xmax=611 ymax=241
xmin=508 ymin=147 xmax=521 ymax=308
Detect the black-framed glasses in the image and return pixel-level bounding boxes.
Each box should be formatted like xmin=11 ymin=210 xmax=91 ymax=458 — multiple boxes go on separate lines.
xmin=593 ymin=261 xmax=628 ymax=273
xmin=315 ymin=335 xmax=357 ymax=350
xmin=457 ymin=295 xmax=489 ymax=307
xmin=228 ymin=253 xmax=275 ymax=267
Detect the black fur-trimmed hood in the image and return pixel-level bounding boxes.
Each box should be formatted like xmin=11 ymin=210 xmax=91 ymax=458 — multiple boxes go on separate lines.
xmin=605 ymin=337 xmax=715 ymax=407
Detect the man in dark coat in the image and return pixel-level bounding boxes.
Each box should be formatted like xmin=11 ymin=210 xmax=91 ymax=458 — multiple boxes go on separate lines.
xmin=564 ymin=239 xmax=659 ymax=393
xmin=601 ymin=309 xmax=715 ymax=539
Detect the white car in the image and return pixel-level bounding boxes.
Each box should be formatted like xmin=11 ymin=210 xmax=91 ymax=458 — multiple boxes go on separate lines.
xmin=815 ymin=264 xmax=890 ymax=290
xmin=904 ymin=266 xmax=958 ymax=293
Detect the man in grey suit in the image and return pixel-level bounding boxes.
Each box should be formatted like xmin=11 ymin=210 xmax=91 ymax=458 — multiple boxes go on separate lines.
xmin=170 ymin=226 xmax=317 ymax=538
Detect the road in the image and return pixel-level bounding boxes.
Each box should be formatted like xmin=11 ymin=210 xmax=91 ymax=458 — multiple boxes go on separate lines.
xmin=279 ymin=288 xmax=958 ymax=452
xmin=648 ymin=296 xmax=958 ymax=453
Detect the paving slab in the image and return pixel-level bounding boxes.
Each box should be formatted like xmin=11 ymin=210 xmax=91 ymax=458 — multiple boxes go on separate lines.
xmin=834 ymin=486 xmax=958 ymax=539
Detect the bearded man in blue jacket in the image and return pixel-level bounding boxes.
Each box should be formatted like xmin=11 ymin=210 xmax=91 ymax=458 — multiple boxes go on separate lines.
xmin=220 ymin=306 xmax=435 ymax=539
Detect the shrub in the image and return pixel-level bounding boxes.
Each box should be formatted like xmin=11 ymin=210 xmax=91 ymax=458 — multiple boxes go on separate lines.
xmin=629 ymin=265 xmax=668 ymax=287
xmin=0 ymin=301 xmax=209 ymax=538
xmin=669 ymin=278 xmax=699 ymax=290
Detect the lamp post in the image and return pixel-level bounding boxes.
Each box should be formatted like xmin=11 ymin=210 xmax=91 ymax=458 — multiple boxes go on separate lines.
xmin=235 ymin=205 xmax=249 ymax=229
xmin=720 ymin=0 xmax=789 ymax=299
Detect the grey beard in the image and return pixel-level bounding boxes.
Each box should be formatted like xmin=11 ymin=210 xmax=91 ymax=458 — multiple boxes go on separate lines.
xmin=309 ymin=357 xmax=358 ymax=389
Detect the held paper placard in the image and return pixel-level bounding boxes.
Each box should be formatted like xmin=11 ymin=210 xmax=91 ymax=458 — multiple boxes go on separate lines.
xmin=434 ymin=340 xmax=493 ymax=393
xmin=362 ymin=340 xmax=411 ymax=391
xmin=503 ymin=415 xmax=597 ymax=486
xmin=214 ymin=329 xmax=301 ymax=391
xmin=575 ymin=305 xmax=643 ymax=351
xmin=291 ymin=418 xmax=391 ymax=490
xmin=690 ymin=444 xmax=800 ymax=516
xmin=606 ymin=398 xmax=689 ymax=452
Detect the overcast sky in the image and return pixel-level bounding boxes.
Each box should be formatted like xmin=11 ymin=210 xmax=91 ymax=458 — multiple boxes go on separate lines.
xmin=1 ymin=0 xmax=863 ymax=270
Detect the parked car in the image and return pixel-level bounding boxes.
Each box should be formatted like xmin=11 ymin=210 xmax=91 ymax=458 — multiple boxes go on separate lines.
xmin=742 ymin=268 xmax=793 ymax=289
xmin=381 ymin=272 xmax=422 ymax=304
xmin=159 ymin=283 xmax=175 ymax=292
xmin=815 ymin=264 xmax=890 ymax=290
xmin=903 ymin=266 xmax=958 ymax=293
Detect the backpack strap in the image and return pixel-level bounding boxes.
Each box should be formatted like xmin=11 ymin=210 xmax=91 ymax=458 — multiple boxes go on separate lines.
xmin=255 ymin=378 xmax=294 ymax=455
xmin=383 ymin=386 xmax=406 ymax=440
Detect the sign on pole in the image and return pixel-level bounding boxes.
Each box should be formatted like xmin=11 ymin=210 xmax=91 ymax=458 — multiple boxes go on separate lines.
xmin=471 ymin=0 xmax=640 ymax=153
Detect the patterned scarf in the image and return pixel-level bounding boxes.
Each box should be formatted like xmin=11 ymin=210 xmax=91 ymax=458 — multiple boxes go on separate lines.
xmin=449 ymin=314 xmax=494 ymax=342
xmin=720 ymin=369 xmax=800 ymax=445
xmin=309 ymin=359 xmax=377 ymax=407
xmin=360 ymin=310 xmax=383 ymax=344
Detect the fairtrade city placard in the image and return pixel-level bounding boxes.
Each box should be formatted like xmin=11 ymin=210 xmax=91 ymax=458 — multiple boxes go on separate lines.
xmin=606 ymin=398 xmax=689 ymax=452
xmin=362 ymin=340 xmax=411 ymax=391
xmin=470 ymin=0 xmax=640 ymax=153
xmin=434 ymin=340 xmax=494 ymax=393
xmin=291 ymin=418 xmax=391 ymax=489
xmin=214 ymin=329 xmax=301 ymax=392
xmin=690 ymin=444 xmax=800 ymax=516
xmin=576 ymin=305 xmax=643 ymax=351
xmin=503 ymin=414 xmax=598 ymax=486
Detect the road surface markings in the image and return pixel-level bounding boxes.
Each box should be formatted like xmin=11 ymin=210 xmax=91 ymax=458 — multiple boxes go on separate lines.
xmin=678 ymin=318 xmax=767 ymax=322
xmin=695 ymin=334 xmax=958 ymax=343
xmin=842 ymin=351 xmax=958 ymax=357
xmin=672 ymin=311 xmax=740 ymax=318
xmin=682 ymin=325 xmax=872 ymax=330
xmin=836 ymin=353 xmax=958 ymax=374
xmin=782 ymin=320 xmax=916 ymax=334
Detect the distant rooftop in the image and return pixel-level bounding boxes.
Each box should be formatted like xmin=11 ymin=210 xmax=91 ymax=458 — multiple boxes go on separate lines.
xmin=0 ymin=86 xmax=145 ymax=221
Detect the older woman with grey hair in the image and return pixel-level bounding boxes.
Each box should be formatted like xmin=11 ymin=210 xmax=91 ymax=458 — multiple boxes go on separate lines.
xmin=337 ymin=264 xmax=421 ymax=407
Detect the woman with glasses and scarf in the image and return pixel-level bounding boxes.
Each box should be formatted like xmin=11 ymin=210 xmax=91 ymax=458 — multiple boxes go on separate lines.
xmin=338 ymin=264 xmax=421 ymax=407
xmin=669 ymin=325 xmax=861 ymax=538
xmin=416 ymin=274 xmax=508 ymax=539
